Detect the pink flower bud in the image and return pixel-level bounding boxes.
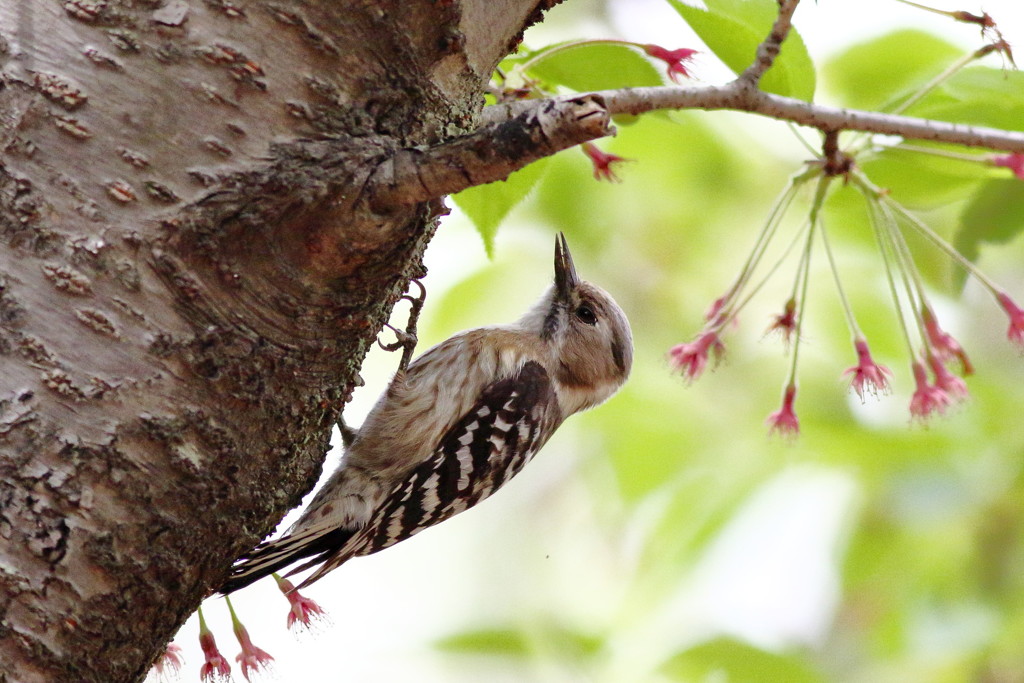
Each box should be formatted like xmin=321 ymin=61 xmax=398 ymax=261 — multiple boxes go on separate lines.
xmin=766 ymin=383 xmax=799 ymax=437
xmin=997 ymin=292 xmax=1024 ymax=348
xmin=843 ymin=339 xmax=892 ymax=400
xmin=580 ymin=142 xmax=629 ymax=182
xmin=909 ymin=361 xmax=952 ymax=421
xmin=153 ymin=642 xmax=183 ymax=676
xmin=198 ymin=623 xmax=231 ymax=680
xmin=668 ymin=331 xmax=724 ymax=383
xmin=921 ymin=306 xmax=972 ymax=375
xmin=642 ymin=44 xmax=698 ymax=83
xmin=992 ymin=153 xmax=1024 ymax=180
xmin=274 ymin=574 xmax=327 ymax=630
xmin=767 ymin=297 xmax=798 ymax=345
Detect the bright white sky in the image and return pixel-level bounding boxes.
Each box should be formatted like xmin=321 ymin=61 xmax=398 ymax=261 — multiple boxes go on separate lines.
xmin=151 ymin=2 xmax=1024 ymax=681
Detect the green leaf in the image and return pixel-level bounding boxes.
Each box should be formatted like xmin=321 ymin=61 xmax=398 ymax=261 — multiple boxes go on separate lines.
xmin=525 ymin=43 xmax=664 ymax=91
xmin=435 ymin=624 xmax=602 ymax=659
xmin=822 ymin=29 xmax=961 ymax=110
xmin=907 ymin=68 xmax=1024 ymax=132
xmin=858 ymin=145 xmax=986 ymax=208
xmin=666 ymin=0 xmax=815 ymax=101
xmin=953 ymin=179 xmax=1024 ymax=289
xmin=435 ymin=628 xmax=530 ymax=657
xmin=451 ymin=159 xmax=549 ymax=257
xmin=661 ymin=638 xmax=826 ymax=682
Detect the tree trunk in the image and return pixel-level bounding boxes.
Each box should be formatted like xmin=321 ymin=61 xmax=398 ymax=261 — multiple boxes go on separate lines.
xmin=0 ymin=1 xmax=562 ymax=680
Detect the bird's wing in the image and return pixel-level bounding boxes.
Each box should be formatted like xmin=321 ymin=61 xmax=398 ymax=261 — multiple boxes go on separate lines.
xmin=293 ymin=360 xmax=561 ymax=588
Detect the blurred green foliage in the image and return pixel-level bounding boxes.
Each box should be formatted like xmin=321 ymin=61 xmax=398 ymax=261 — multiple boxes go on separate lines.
xmin=667 ymin=0 xmax=816 ymax=101
xmin=452 ymin=159 xmax=550 ymax=257
xmin=956 ymin=180 xmax=1024 ymax=286
xmin=436 ymin=2 xmax=1024 ymax=682
xmin=821 ymin=29 xmax=961 ymax=110
xmin=525 ymin=42 xmax=665 ymax=91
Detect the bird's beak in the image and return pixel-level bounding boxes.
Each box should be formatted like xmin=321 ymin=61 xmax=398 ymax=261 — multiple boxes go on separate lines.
xmin=554 ymin=232 xmax=579 ymax=302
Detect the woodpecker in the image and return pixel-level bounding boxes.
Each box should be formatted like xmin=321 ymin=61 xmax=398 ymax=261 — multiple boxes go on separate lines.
xmin=221 ymin=233 xmax=632 ymax=593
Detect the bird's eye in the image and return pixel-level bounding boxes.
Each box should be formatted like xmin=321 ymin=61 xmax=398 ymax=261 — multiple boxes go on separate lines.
xmin=575 ymin=304 xmax=598 ymax=325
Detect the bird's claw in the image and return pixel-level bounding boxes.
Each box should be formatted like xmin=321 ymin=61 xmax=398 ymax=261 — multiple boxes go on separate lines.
xmin=377 ymin=278 xmax=426 ymax=372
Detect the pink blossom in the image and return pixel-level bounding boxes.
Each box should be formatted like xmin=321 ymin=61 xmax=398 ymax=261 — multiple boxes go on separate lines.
xmin=843 ymin=338 xmax=892 ymax=399
xmin=766 ymin=383 xmax=799 ymax=437
xmin=997 ymin=292 xmax=1024 ymax=348
xmin=921 ymin=306 xmax=973 ymax=374
xmin=198 ymin=622 xmax=230 ymax=681
xmin=153 ymin=642 xmax=183 ymax=676
xmin=766 ymin=298 xmax=798 ymax=345
xmin=704 ymin=295 xmax=727 ymax=323
xmin=992 ymin=153 xmax=1024 ymax=180
xmin=927 ymin=354 xmax=968 ymax=400
xmin=274 ymin=574 xmax=326 ymax=630
xmin=642 ymin=44 xmax=698 ymax=83
xmin=668 ymin=331 xmax=724 ymax=382
xmin=232 ymin=620 xmax=274 ymax=682
xmin=580 ymin=142 xmax=629 ymax=182
xmin=909 ymin=361 xmax=952 ymax=421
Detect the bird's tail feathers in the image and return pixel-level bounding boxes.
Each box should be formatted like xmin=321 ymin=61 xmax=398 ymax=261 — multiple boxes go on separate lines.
xmin=219 ymin=523 xmax=354 ymax=594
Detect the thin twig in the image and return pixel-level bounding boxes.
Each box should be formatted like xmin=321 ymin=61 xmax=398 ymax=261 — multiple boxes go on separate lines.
xmin=739 ymin=0 xmax=801 ymax=87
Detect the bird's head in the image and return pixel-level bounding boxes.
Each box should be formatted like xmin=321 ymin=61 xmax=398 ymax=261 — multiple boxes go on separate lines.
xmin=519 ymin=233 xmax=633 ymax=414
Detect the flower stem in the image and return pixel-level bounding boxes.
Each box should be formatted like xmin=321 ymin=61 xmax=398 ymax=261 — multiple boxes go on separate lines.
xmin=891 ymin=143 xmax=989 ymax=164
xmin=890 ymin=50 xmax=980 ymax=117
xmin=787 ymin=122 xmax=819 ymax=157
xmin=713 ymin=165 xmax=819 ymax=321
xmin=788 ymin=175 xmax=830 ymax=379
xmin=197 ymin=605 xmax=211 ymax=633
xmin=224 ymin=594 xmax=241 ymax=629
xmin=886 ymin=197 xmax=1001 ymax=292
xmin=881 ymin=200 xmax=935 ymax=356
xmin=720 ymin=218 xmax=810 ymax=331
xmin=819 ymin=220 xmax=861 ymax=340
xmin=855 ymin=171 xmax=1005 ymax=295
xmin=863 ymin=187 xmax=918 ymax=359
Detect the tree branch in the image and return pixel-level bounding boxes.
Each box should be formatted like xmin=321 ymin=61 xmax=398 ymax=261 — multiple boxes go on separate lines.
xmin=483 ymin=82 xmax=1024 ymax=153
xmin=365 ymin=0 xmax=1023 ymax=212
xmin=371 ymin=76 xmax=1022 ymax=211
xmin=738 ymin=0 xmax=801 ymax=86
xmin=367 ymin=95 xmax=611 ymax=208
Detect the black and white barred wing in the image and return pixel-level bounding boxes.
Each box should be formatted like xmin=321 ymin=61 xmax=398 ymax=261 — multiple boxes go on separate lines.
xmin=294 ymin=360 xmax=562 ymax=589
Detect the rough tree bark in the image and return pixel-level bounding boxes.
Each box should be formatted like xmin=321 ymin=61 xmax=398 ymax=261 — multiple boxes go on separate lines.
xmin=0 ymin=1 xmax=589 ymax=680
